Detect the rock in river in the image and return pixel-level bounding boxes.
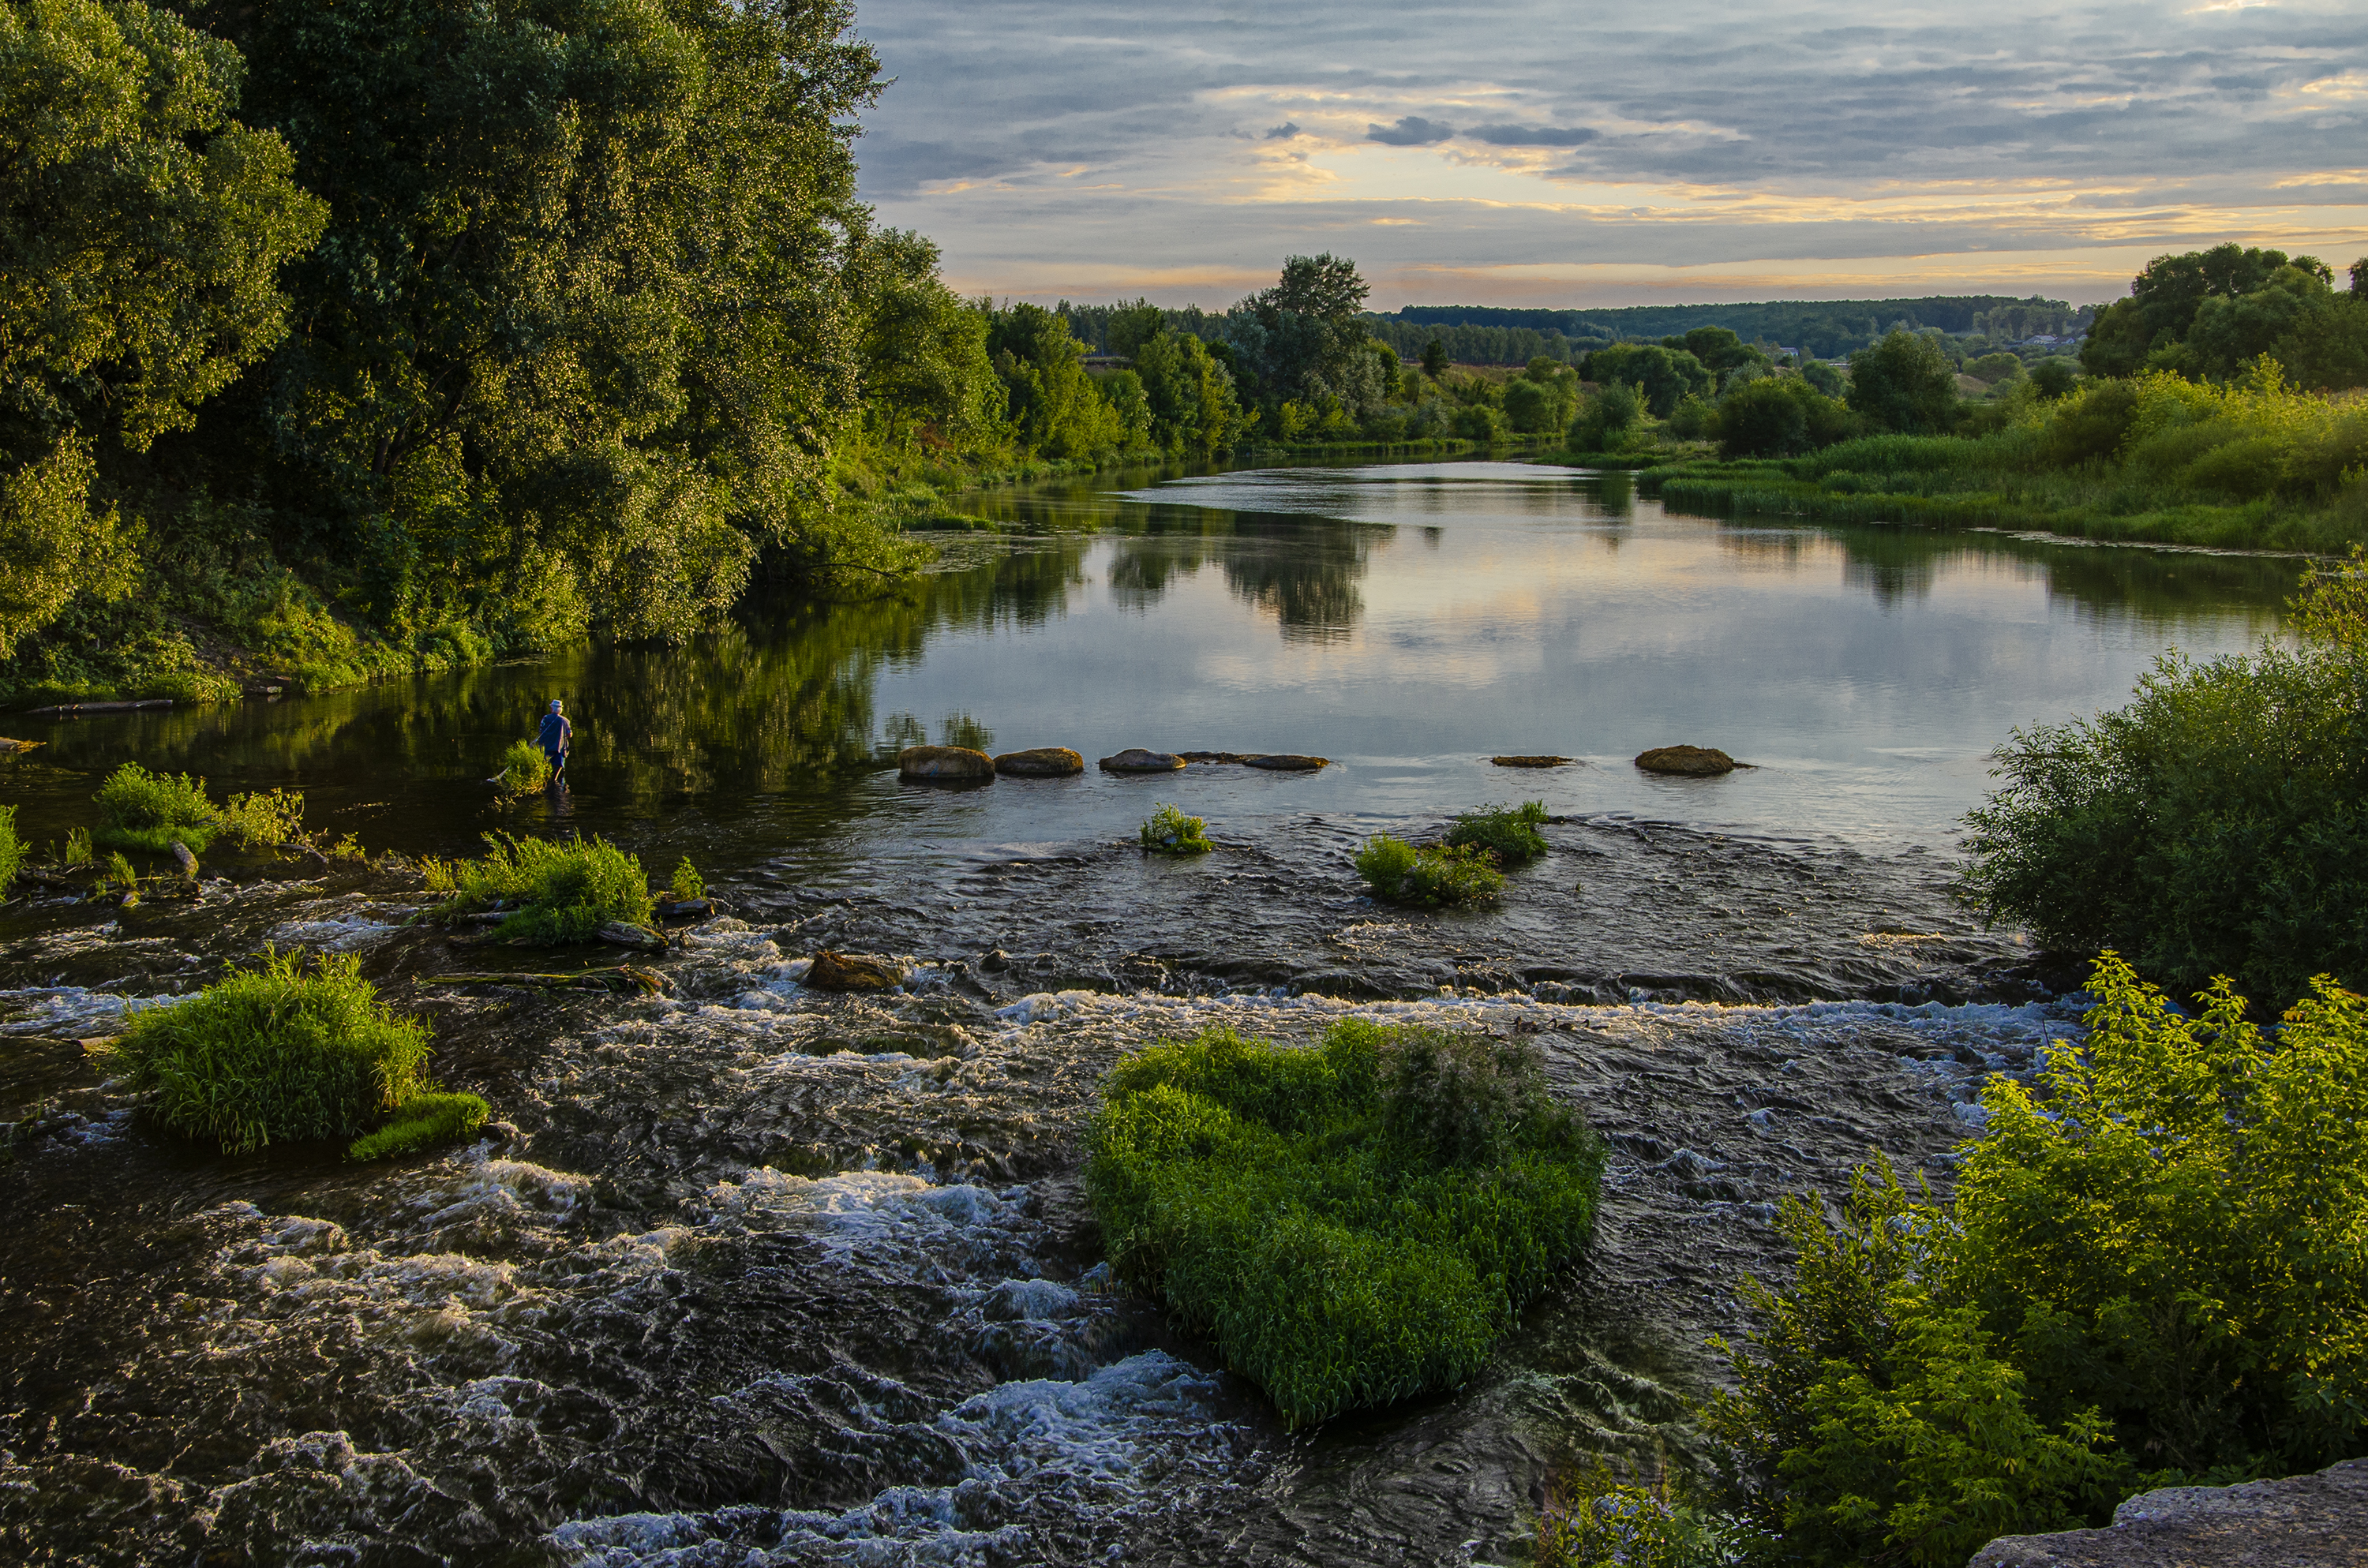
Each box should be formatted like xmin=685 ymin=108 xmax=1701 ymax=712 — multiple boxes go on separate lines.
xmin=1969 ymin=1458 xmax=2368 ymax=1567
xmin=898 ymin=744 xmax=995 ymax=782
xmin=598 ymin=921 xmax=668 ymax=952
xmin=995 ymin=747 xmax=1085 ymax=777
xmin=805 ymin=951 xmax=905 ymax=991
xmin=1634 ymin=744 xmax=1738 ymax=777
xmin=1242 ymin=754 xmax=1328 ymax=771
xmin=1098 ymin=748 xmax=1186 ymax=773
xmin=1491 ymin=755 xmax=1572 ymax=768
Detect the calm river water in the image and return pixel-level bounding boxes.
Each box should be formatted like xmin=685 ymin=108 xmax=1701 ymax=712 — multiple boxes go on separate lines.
xmin=0 ymin=460 xmax=2306 ymax=1566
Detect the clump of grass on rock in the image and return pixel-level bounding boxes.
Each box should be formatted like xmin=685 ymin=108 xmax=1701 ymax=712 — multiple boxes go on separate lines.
xmin=1140 ymin=803 xmax=1214 ymax=855
xmin=494 ymin=739 xmax=550 ymax=799
xmin=1445 ymin=800 xmax=1549 ymax=863
xmin=423 ymin=832 xmax=654 ymax=941
xmin=1354 ymin=834 xmax=1506 ymax=907
xmin=109 ymin=949 xmax=484 ymax=1158
xmin=93 ymin=762 xmax=219 ymax=852
xmin=1085 ymin=1020 xmax=1604 ymax=1428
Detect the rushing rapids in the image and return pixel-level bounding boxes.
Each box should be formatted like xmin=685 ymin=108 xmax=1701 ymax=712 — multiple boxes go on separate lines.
xmin=0 ymin=462 xmax=2302 ymax=1563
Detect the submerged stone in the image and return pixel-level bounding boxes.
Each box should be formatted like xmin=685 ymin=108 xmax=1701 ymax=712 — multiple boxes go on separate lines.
xmin=1098 ymin=748 xmax=1186 ymax=773
xmin=898 ymin=744 xmax=995 ymax=782
xmin=597 ymin=921 xmax=667 ymax=952
xmin=994 ymin=747 xmax=1085 ymax=777
xmin=1243 ymin=754 xmax=1328 ymax=771
xmin=805 ymin=950 xmax=904 ymax=991
xmin=1634 ymin=744 xmax=1737 ymax=777
xmin=1491 ymin=754 xmax=1572 ymax=768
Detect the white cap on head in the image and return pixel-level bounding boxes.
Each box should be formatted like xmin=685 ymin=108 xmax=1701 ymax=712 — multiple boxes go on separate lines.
xmin=550 ymin=699 xmax=563 ymax=712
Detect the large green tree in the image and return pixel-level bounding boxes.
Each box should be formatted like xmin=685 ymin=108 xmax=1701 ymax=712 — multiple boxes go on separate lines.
xmin=1578 ymin=342 xmax=1711 ymax=417
xmin=1133 ymin=328 xmax=1243 ymax=458
xmin=174 ymin=0 xmax=889 ymax=645
xmin=1846 ymin=330 xmax=1959 ymax=435
xmin=2081 ymin=244 xmax=2317 ymax=380
xmin=0 ymin=0 xmax=322 ymax=656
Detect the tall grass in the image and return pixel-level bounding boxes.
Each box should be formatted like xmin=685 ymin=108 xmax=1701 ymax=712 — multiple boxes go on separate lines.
xmin=1643 ymin=363 xmax=2368 ymax=551
xmin=1445 ymin=801 xmax=1549 ymax=863
xmin=1140 ymin=803 xmax=1214 ymax=855
xmin=0 ymin=804 xmax=21 ymax=897
xmin=93 ymin=763 xmax=218 ymax=852
xmin=423 ymin=833 xmax=654 ymax=941
xmin=109 ymin=949 xmax=447 ymax=1154
xmin=1085 ymin=1021 xmax=1604 ymax=1428
xmin=1354 ymin=835 xmax=1506 ymax=906
xmin=216 ymin=787 xmax=306 ymax=848
xmin=494 ymin=739 xmax=550 ymax=799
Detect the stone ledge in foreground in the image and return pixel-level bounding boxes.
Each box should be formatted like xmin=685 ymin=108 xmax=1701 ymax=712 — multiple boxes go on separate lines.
xmin=1969 ymin=1458 xmax=2368 ymax=1568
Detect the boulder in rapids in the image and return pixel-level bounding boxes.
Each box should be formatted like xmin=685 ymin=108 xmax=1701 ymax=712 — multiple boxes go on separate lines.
xmin=805 ymin=950 xmax=904 ymax=991
xmin=1243 ymin=754 xmax=1328 ymax=771
xmin=1634 ymin=745 xmax=1738 ymax=777
xmin=1099 ymin=748 xmax=1186 ymax=773
xmin=898 ymin=745 xmax=995 ymax=782
xmin=994 ymin=747 xmax=1085 ymax=777
xmin=597 ymin=921 xmax=668 ymax=952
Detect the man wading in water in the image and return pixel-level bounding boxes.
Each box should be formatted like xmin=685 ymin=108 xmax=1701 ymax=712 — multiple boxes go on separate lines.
xmin=538 ymin=699 xmax=573 ymax=787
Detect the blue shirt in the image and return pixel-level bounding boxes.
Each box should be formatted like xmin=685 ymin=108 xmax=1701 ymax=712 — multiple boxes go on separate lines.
xmin=538 ymin=712 xmax=571 ymax=754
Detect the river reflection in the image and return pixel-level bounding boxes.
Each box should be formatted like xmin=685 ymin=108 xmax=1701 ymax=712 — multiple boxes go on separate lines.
xmin=1 ymin=460 xmax=2304 ymax=863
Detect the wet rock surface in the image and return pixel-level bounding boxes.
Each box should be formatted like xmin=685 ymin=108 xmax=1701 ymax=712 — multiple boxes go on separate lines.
xmin=1635 ymin=745 xmax=1739 ymax=777
xmin=1097 ymin=748 xmax=1186 ymax=773
xmin=1969 ymin=1460 xmax=2368 ymax=1567
xmin=899 ymin=745 xmax=996 ymax=781
xmin=995 ymin=747 xmax=1086 ymax=777
xmin=0 ymin=821 xmax=2063 ymax=1566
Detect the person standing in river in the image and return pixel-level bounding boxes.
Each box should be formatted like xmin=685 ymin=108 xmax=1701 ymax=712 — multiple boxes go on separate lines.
xmin=538 ymin=698 xmax=573 ymax=787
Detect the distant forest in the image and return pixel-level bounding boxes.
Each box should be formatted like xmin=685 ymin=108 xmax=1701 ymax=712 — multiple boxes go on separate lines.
xmin=1373 ymin=298 xmax=2096 ymax=361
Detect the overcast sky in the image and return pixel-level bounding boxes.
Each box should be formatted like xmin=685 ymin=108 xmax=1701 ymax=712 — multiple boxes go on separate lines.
xmin=850 ymin=0 xmax=2368 ymax=310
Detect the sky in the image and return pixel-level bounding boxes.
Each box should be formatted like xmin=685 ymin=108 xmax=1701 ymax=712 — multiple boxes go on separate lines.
xmin=850 ymin=0 xmax=2368 ymax=312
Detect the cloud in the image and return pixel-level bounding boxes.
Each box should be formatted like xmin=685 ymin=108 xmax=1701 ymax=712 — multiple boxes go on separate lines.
xmin=851 ymin=0 xmax=2368 ymax=305
xmin=1367 ymin=115 xmax=1456 ymax=146
xmin=1466 ymin=123 xmax=1598 ymax=147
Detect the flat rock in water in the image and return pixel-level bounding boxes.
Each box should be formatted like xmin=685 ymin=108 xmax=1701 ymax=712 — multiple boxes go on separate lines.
xmin=1099 ymin=747 xmax=1186 ymax=773
xmin=898 ymin=744 xmax=995 ymax=782
xmin=598 ymin=921 xmax=668 ymax=952
xmin=1243 ymin=754 xmax=1328 ymax=771
xmin=1968 ymin=1458 xmax=2368 ymax=1567
xmin=1634 ymin=744 xmax=1738 ymax=777
xmin=994 ymin=747 xmax=1084 ymax=777
xmin=1178 ymin=750 xmax=1250 ymax=764
xmin=0 ymin=737 xmax=40 ymax=753
xmin=806 ymin=950 xmax=904 ymax=991
xmin=1492 ymin=754 xmax=1572 ymax=768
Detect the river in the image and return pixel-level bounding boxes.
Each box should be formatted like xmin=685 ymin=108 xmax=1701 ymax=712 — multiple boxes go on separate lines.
xmin=0 ymin=459 xmax=2304 ymax=1565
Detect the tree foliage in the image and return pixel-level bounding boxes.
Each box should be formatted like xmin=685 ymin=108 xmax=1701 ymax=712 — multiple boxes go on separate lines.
xmin=1845 ymin=330 xmax=1960 ymax=435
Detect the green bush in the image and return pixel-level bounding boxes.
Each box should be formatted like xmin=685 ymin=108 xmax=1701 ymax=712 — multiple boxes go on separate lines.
xmin=1445 ymin=800 xmax=1549 ymax=864
xmin=62 ymin=825 xmax=92 ymax=867
xmin=424 ymin=832 xmax=654 ymax=941
xmin=348 ymin=1091 xmax=489 ymax=1161
xmin=216 ymin=787 xmax=305 ymax=848
xmin=1534 ymin=1459 xmax=1735 ymax=1568
xmin=1354 ymin=833 xmax=1506 ymax=906
xmin=494 ymin=738 xmax=550 ymax=799
xmin=1084 ymin=1021 xmax=1604 ymax=1428
xmin=1140 ymin=802 xmax=1214 ymax=856
xmin=0 ymin=804 xmax=21 ymax=897
xmin=1708 ymin=956 xmax=2368 ymax=1564
xmin=670 ymin=855 xmax=705 ymax=901
xmin=93 ymin=762 xmax=218 ymax=852
xmin=1958 ymin=642 xmax=2368 ymax=1008
xmin=110 ymin=949 xmax=438 ymax=1154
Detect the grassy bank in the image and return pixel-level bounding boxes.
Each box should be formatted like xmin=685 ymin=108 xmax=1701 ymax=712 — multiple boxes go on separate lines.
xmin=1619 ymin=372 xmax=2368 ymax=551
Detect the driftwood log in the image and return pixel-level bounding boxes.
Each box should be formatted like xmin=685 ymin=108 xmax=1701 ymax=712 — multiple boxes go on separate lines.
xmin=21 ymin=699 xmax=174 ymax=716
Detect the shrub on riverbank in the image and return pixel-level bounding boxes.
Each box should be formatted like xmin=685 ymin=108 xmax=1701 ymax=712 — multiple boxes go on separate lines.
xmin=1354 ymin=835 xmax=1507 ymax=906
xmin=1708 ymin=956 xmax=2368 ymax=1564
xmin=1959 ymin=635 xmax=2368 ymax=1008
xmin=216 ymin=788 xmax=306 ymax=848
xmin=423 ymin=833 xmax=654 ymax=941
xmin=1140 ymin=803 xmax=1214 ymax=855
xmin=1085 ymin=1021 xmax=1604 ymax=1428
xmin=93 ymin=764 xmax=219 ymax=853
xmin=0 ymin=805 xmax=21 ymax=897
xmin=1446 ymin=801 xmax=1549 ymax=864
xmin=109 ymin=949 xmax=481 ymax=1156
